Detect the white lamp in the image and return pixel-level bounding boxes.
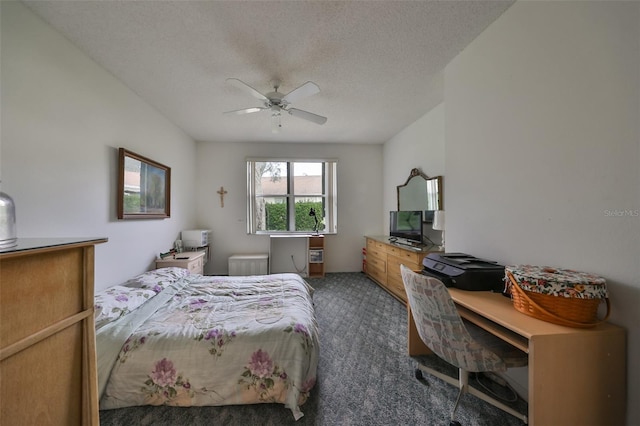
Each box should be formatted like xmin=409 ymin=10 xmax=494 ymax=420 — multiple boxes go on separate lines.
xmin=432 ymin=210 xmax=445 ymax=251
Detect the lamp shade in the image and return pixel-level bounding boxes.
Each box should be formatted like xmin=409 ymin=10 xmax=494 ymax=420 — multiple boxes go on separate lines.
xmin=432 ymin=210 xmax=445 ymax=231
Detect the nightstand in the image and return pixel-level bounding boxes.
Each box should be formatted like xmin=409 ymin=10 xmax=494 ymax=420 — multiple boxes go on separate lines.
xmin=156 ymin=250 xmax=206 ymax=275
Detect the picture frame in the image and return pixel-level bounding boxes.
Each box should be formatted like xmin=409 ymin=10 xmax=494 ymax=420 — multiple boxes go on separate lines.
xmin=309 ymin=249 xmax=324 ymax=264
xmin=117 ymin=148 xmax=171 ymax=219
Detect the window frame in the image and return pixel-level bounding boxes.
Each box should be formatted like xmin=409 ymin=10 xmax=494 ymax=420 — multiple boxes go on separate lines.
xmin=247 ymin=158 xmax=337 ymax=235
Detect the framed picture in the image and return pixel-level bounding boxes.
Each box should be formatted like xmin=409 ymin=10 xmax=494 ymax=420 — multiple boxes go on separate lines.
xmin=117 ymin=148 xmax=171 ymax=219
xmin=309 ymin=249 xmax=324 ymax=264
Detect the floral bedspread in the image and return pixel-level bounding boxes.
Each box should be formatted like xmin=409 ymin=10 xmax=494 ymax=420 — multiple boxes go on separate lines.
xmin=97 ymin=272 xmax=319 ymax=420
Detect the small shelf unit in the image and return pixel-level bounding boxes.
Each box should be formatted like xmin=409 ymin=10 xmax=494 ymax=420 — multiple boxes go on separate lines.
xmin=308 ymin=235 xmax=325 ymax=278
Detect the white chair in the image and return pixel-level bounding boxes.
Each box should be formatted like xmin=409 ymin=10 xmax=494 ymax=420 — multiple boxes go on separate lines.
xmin=400 ymin=265 xmax=528 ymax=425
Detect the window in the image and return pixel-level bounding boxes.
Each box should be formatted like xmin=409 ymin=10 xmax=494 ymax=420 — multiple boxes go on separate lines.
xmin=247 ymin=159 xmax=337 ymax=234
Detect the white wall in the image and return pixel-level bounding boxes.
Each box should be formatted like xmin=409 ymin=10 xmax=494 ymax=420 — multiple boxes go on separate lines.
xmin=445 ymin=2 xmax=639 ymax=423
xmin=383 ymin=101 xmax=445 ymax=243
xmin=195 ymin=141 xmax=383 ymax=275
xmin=1 ymin=1 xmax=197 ymax=291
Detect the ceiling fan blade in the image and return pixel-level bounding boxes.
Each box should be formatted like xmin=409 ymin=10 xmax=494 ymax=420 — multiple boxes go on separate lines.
xmin=226 ymin=78 xmax=269 ymax=102
xmin=282 ymin=81 xmax=320 ymax=104
xmin=288 ymin=108 xmax=327 ymax=125
xmin=223 ymin=107 xmax=266 ymax=115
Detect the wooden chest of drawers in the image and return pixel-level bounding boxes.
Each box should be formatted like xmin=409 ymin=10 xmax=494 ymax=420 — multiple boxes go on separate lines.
xmin=156 ymin=250 xmax=206 ymax=274
xmin=365 ymin=236 xmax=440 ymax=303
xmin=1 ymin=238 xmax=107 ymax=426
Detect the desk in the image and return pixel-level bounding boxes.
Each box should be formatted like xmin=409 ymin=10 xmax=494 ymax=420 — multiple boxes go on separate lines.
xmin=270 ymin=234 xmax=325 ymax=278
xmin=408 ymin=289 xmax=626 ymax=425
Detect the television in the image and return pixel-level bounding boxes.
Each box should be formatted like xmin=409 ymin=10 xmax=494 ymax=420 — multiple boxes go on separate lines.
xmin=389 ymin=210 xmax=423 ymax=244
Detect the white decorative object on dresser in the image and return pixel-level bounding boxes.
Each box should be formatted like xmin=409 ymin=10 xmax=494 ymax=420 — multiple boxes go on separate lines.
xmin=156 ymin=250 xmax=206 ymax=274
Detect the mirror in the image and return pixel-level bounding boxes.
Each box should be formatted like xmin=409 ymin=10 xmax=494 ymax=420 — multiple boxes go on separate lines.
xmin=397 ymin=168 xmax=443 ymax=215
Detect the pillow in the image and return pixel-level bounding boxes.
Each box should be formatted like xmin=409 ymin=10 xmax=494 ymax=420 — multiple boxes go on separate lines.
xmin=94 ymin=286 xmax=156 ymax=329
xmin=122 ymin=267 xmax=191 ymax=293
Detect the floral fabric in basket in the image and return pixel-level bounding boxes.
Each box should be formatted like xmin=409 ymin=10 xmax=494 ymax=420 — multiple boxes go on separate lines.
xmin=506 ymin=265 xmax=608 ymax=299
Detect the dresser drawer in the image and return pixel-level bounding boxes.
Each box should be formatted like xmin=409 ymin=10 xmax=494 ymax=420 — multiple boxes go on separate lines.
xmin=386 ymin=245 xmax=423 ymax=264
xmin=1 ymin=248 xmax=84 ymax=347
xmin=188 ymin=257 xmax=203 ymax=274
xmin=387 ymin=274 xmax=408 ymax=302
xmin=366 ymin=238 xmax=387 ymax=258
xmin=387 ymin=254 xmax=420 ymax=277
xmin=367 ymin=264 xmax=387 ymax=285
xmin=367 ymin=254 xmax=387 ymax=274
xmin=366 ymin=238 xmax=387 ymax=250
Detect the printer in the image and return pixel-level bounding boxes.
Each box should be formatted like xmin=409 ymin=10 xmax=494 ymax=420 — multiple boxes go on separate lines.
xmin=422 ymin=252 xmax=505 ymax=292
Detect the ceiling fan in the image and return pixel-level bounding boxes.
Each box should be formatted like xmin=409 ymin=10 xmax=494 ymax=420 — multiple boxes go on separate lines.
xmin=224 ymin=78 xmax=327 ymax=133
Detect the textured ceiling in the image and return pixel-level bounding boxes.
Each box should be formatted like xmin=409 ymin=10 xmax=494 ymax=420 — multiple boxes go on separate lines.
xmin=24 ymin=1 xmax=513 ymax=144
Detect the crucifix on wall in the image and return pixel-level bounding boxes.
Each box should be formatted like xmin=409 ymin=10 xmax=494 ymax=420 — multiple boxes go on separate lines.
xmin=217 ymin=186 xmax=228 ymax=208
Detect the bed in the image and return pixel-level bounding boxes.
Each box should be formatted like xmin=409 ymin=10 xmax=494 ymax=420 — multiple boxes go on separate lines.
xmin=95 ymin=268 xmax=319 ymax=420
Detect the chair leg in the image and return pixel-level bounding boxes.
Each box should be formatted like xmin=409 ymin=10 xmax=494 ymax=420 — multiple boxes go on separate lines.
xmin=415 ymin=363 xmax=527 ymax=424
xmin=450 ymin=369 xmax=469 ymax=422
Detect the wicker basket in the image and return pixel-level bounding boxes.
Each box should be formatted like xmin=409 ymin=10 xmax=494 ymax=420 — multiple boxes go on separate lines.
xmin=506 ymin=268 xmax=610 ymax=328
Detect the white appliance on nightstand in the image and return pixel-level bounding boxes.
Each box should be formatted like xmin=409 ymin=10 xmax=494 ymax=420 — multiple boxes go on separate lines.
xmin=181 ymin=229 xmax=210 ymax=248
xmin=180 ymin=230 xmax=211 ymax=272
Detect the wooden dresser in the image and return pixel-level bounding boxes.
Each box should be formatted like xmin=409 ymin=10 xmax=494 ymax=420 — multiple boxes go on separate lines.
xmin=365 ymin=235 xmax=440 ymax=302
xmin=0 ymin=237 xmax=107 ymax=426
xmin=156 ymin=250 xmax=206 ymax=274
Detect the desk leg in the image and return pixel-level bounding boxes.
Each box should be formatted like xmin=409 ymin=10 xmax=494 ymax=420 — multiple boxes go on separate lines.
xmin=529 ymin=329 xmax=626 ymax=425
xmin=407 ymin=307 xmax=433 ymax=356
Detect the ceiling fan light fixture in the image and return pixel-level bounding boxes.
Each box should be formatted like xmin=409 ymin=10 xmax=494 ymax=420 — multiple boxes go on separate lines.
xmin=271 ymin=111 xmax=282 ymax=133
xmin=225 ymin=78 xmax=327 ymax=130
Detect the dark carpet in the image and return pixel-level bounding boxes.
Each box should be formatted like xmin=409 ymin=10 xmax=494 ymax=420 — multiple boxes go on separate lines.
xmin=99 ymin=272 xmax=527 ymax=426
